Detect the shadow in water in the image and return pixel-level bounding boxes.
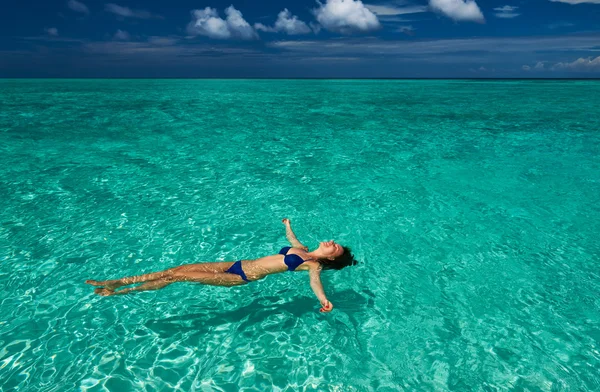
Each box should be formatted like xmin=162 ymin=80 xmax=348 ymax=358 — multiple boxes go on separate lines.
xmin=145 ymin=289 xmax=373 ymax=337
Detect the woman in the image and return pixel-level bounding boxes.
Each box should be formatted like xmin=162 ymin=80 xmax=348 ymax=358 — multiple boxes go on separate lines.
xmin=86 ymin=218 xmax=357 ymax=312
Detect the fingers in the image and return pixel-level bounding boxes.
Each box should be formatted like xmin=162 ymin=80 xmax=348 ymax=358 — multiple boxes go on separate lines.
xmin=319 ymin=301 xmax=333 ymax=312
xmin=282 ymin=218 xmax=291 ymax=225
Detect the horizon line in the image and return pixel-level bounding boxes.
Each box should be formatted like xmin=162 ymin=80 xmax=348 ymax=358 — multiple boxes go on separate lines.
xmin=2 ymin=77 xmax=600 ymax=80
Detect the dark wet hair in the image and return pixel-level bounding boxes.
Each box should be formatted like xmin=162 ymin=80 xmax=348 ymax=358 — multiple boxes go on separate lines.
xmin=318 ymin=246 xmax=358 ymax=270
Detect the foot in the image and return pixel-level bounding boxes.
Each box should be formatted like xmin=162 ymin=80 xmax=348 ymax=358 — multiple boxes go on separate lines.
xmin=86 ymin=279 xmax=119 ymax=290
xmin=94 ymin=288 xmax=115 ymax=296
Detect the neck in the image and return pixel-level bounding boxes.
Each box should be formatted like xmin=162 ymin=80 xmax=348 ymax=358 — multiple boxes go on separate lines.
xmin=306 ymin=250 xmax=324 ymax=260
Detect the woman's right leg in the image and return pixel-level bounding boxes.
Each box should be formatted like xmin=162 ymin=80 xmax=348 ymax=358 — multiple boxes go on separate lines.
xmin=94 ymin=279 xmax=173 ymax=296
xmin=94 ymin=270 xmax=246 ymax=296
xmin=86 ymin=269 xmax=172 ymax=290
xmin=85 ymin=261 xmax=236 ymax=290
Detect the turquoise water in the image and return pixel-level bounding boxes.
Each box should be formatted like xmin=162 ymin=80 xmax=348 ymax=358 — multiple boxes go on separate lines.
xmin=1 ymin=79 xmax=600 ymax=391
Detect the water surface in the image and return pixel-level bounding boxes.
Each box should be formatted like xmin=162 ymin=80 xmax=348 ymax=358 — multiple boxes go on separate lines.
xmin=1 ymin=79 xmax=599 ymax=391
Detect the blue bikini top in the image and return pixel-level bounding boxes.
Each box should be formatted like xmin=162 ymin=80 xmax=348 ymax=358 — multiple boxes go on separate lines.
xmin=279 ymin=246 xmax=305 ymax=271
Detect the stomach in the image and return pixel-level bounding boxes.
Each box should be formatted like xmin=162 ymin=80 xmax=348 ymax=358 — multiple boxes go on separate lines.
xmin=242 ymin=255 xmax=288 ymax=280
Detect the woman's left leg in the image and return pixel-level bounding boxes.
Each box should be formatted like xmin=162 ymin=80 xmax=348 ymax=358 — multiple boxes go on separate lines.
xmin=173 ymin=262 xmax=236 ymax=274
xmin=171 ymin=270 xmax=247 ymax=286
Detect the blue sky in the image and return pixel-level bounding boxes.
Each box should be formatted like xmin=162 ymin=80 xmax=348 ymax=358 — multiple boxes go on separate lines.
xmin=1 ymin=0 xmax=599 ymax=77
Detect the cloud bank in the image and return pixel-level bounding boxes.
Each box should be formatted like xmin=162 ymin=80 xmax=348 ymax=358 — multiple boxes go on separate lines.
xmin=269 ymin=35 xmax=600 ymax=57
xmin=187 ymin=6 xmax=258 ymax=40
xmin=314 ymin=0 xmax=381 ymax=34
xmin=523 ymin=56 xmax=600 ymax=71
xmin=553 ymin=56 xmax=600 ymax=70
xmin=429 ymin=0 xmax=485 ymax=23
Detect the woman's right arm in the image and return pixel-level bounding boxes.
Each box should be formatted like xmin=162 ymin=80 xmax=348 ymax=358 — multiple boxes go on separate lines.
xmin=281 ymin=218 xmax=308 ymax=251
xmin=308 ymin=263 xmax=333 ymax=313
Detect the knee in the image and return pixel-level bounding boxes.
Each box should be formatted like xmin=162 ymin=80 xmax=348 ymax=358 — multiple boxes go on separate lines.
xmin=168 ymin=269 xmax=187 ymax=281
xmin=159 ymin=268 xmax=179 ymax=281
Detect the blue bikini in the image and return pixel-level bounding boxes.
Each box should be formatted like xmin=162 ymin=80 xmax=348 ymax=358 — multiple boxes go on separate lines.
xmin=278 ymin=246 xmax=306 ymax=271
xmin=225 ymin=260 xmax=249 ymax=282
xmin=225 ymin=247 xmax=306 ymax=283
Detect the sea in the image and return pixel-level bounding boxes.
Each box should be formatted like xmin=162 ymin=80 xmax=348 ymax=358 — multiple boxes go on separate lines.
xmin=1 ymin=79 xmax=599 ymax=391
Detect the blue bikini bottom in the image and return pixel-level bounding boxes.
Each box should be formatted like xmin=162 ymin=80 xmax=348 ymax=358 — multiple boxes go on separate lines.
xmin=225 ymin=260 xmax=249 ymax=282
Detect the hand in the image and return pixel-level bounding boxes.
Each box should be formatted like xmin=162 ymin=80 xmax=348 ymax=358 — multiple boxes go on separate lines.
xmin=319 ymin=300 xmax=333 ymax=313
xmin=281 ymin=218 xmax=291 ymax=226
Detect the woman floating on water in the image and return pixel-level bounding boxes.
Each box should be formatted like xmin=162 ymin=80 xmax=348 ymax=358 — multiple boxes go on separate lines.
xmin=86 ymin=219 xmax=357 ymax=312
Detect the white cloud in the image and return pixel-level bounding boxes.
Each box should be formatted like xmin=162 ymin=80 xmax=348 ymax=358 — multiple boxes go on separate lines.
xmin=429 ymin=0 xmax=484 ymax=23
xmin=522 ymin=65 xmax=531 ymax=70
xmin=254 ymin=23 xmax=276 ymax=33
xmin=469 ymin=65 xmax=495 ymax=72
xmin=552 ymin=56 xmax=600 ymax=70
xmin=365 ymin=4 xmax=428 ymax=16
xmin=494 ymin=5 xmax=520 ymax=18
xmin=45 ymin=28 xmax=59 ymax=36
xmin=534 ymin=61 xmax=545 ymax=69
xmin=225 ymin=6 xmax=258 ymax=39
xmin=255 ymin=9 xmax=312 ymax=35
xmin=68 ymin=0 xmax=90 ymax=15
xmin=105 ymin=3 xmax=161 ymax=19
xmin=113 ymin=29 xmax=130 ymax=41
xmin=188 ymin=8 xmax=230 ymax=39
xmin=314 ymin=0 xmax=381 ymax=34
xmin=187 ymin=6 xmax=258 ymax=40
xmin=494 ymin=5 xmax=518 ymax=12
xmin=549 ymin=0 xmax=600 ymax=4
xmin=275 ymin=9 xmax=312 ymax=34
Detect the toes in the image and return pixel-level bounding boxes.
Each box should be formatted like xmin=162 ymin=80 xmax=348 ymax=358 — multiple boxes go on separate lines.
xmin=94 ymin=288 xmax=114 ymax=296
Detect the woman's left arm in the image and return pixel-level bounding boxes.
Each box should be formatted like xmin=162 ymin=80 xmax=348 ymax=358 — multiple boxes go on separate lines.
xmin=282 ymin=218 xmax=308 ymax=251
xmin=308 ymin=264 xmax=333 ymax=312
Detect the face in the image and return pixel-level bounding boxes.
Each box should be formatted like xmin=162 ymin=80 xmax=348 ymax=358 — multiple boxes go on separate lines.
xmin=318 ymin=240 xmax=344 ymax=259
